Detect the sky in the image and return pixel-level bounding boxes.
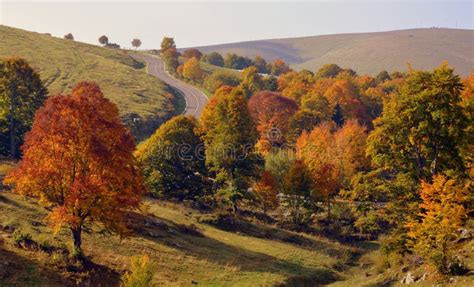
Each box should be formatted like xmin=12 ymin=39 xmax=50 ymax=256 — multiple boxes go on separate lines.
xmin=0 ymin=0 xmax=472 ymax=49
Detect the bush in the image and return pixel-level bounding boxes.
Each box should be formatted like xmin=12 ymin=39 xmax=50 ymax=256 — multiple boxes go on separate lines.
xmin=122 ymin=255 xmax=156 ymax=287
xmin=203 ymin=70 xmax=240 ymax=94
xmin=12 ymin=229 xmax=32 ymax=245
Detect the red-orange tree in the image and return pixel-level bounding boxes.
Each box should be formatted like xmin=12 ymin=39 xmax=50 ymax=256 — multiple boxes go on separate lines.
xmin=4 ymin=82 xmax=145 ymax=258
xmin=248 ymin=91 xmax=298 ymax=154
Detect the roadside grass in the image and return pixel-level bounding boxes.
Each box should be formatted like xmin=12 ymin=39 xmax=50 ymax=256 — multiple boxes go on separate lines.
xmin=0 ymin=192 xmax=356 ymax=286
xmin=0 ymin=25 xmax=179 ymax=121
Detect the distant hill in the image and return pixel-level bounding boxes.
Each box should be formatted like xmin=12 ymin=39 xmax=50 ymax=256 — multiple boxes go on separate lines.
xmin=192 ymin=28 xmax=474 ymax=76
xmin=0 ymin=25 xmax=183 ymax=140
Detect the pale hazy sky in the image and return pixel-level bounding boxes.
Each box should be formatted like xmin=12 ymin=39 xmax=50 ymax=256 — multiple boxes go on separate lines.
xmin=1 ymin=1 xmax=472 ymax=49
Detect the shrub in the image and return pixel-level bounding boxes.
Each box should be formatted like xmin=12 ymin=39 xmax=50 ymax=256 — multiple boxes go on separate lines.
xmin=122 ymin=255 xmax=156 ymax=287
xmin=12 ymin=229 xmax=32 ymax=245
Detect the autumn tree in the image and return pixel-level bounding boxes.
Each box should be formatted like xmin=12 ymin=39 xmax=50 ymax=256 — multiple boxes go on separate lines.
xmin=64 ymin=33 xmax=74 ymax=40
xmin=297 ymin=120 xmax=367 ymax=220
xmin=182 ymin=57 xmax=204 ymax=83
xmin=268 ymin=59 xmax=290 ymax=76
xmin=406 ymin=175 xmax=468 ymax=274
xmin=182 ymin=48 xmax=203 ymax=60
xmin=0 ymin=57 xmax=47 ymax=159
xmin=282 ymin=159 xmax=313 ymax=225
xmin=199 ymin=86 xmax=258 ymax=211
xmin=162 ymin=47 xmax=179 ymax=73
xmin=4 ymin=82 xmax=144 ymax=258
xmin=236 ymin=66 xmax=264 ymax=98
xmin=248 ymin=91 xmax=298 ymax=154
xmin=288 ymin=93 xmax=332 ymax=141
xmin=98 ymin=35 xmax=109 ymax=46
xmin=253 ymin=171 xmax=279 ymax=214
xmin=201 ymin=52 xmax=224 ymax=67
xmin=131 ymin=38 xmax=142 ymax=49
xmin=278 ymin=70 xmax=316 ymax=103
xmin=160 ymin=37 xmax=176 ymax=53
xmin=136 ymin=115 xmax=207 ymax=200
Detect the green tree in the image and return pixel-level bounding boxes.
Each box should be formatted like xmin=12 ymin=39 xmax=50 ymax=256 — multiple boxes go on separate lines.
xmin=367 ymin=63 xmax=468 ymax=182
xmin=253 ymin=55 xmax=268 ymax=74
xmin=202 ymin=52 xmax=224 ymax=67
xmin=0 ymin=57 xmax=47 ymax=159
xmin=199 ymin=86 xmax=259 ymax=211
xmin=236 ymin=66 xmax=264 ymax=98
xmin=224 ymin=53 xmax=253 ymax=70
xmin=316 ymin=64 xmax=342 ymax=78
xmin=136 ymin=115 xmax=206 ymax=200
xmin=204 ymin=70 xmax=241 ymax=94
xmin=162 ymin=48 xmax=179 ymax=73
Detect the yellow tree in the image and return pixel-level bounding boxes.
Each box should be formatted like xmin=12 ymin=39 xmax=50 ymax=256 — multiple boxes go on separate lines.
xmin=183 ymin=57 xmax=204 ymax=83
xmin=406 ymin=175 xmax=468 ymax=274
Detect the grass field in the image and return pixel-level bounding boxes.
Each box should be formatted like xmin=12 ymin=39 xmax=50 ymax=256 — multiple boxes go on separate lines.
xmin=0 ymin=25 xmax=183 ymax=139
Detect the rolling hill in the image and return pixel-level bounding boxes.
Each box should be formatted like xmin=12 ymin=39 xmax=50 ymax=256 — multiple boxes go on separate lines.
xmin=0 ymin=25 xmax=184 ymax=140
xmin=192 ymin=28 xmax=474 ymax=76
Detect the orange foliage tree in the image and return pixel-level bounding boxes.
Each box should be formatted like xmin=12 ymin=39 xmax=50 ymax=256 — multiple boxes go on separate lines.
xmin=183 ymin=57 xmax=204 ymax=83
xmin=4 ymin=82 xmax=145 ymax=258
xmin=297 ymin=120 xmax=367 ymax=220
xmin=248 ymin=91 xmax=298 ymax=154
xmin=253 ymin=171 xmax=279 ymax=214
xmin=406 ymin=175 xmax=468 ymax=273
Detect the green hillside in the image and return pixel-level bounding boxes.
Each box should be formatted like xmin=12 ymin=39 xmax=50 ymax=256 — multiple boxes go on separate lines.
xmin=193 ymin=28 xmax=474 ymax=76
xmin=0 ymin=25 xmax=183 ymax=139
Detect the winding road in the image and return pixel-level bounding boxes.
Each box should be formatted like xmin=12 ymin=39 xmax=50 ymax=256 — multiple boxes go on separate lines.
xmin=132 ymin=53 xmax=208 ymax=117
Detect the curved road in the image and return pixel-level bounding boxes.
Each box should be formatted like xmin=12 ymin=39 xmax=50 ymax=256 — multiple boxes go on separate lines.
xmin=132 ymin=53 xmax=208 ymax=117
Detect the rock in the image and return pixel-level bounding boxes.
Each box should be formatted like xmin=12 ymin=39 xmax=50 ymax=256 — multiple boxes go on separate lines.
xmin=417 ymin=272 xmax=427 ymax=282
xmin=400 ymin=272 xmax=415 ymax=284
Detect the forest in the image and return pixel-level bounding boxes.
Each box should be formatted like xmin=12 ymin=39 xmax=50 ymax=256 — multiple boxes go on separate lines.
xmin=0 ymin=35 xmax=473 ymax=286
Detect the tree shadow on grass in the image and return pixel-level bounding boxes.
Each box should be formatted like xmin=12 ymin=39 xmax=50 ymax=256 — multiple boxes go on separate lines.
xmin=0 ymin=245 xmax=74 ymax=286
xmin=199 ymin=212 xmax=353 ymax=261
xmin=125 ymin=212 xmax=339 ymax=286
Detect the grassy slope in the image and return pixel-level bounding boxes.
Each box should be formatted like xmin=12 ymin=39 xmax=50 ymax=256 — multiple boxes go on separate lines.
xmin=0 ymin=190 xmax=356 ymax=286
xmin=0 ymin=25 xmax=182 ymax=122
xmin=193 ymin=28 xmax=474 ymax=76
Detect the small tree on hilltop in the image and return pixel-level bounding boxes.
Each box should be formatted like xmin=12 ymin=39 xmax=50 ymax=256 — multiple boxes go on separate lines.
xmin=98 ymin=35 xmax=109 ymax=46
xmin=4 ymin=82 xmax=145 ymax=259
xmin=132 ymin=38 xmax=142 ymax=50
xmin=64 ymin=33 xmax=74 ymax=40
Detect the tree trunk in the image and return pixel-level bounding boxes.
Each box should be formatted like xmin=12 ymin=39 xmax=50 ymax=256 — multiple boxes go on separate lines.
xmin=327 ymin=198 xmax=331 ymax=222
xmin=71 ymin=226 xmax=83 ymax=259
xmin=9 ymin=86 xmax=16 ymax=160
